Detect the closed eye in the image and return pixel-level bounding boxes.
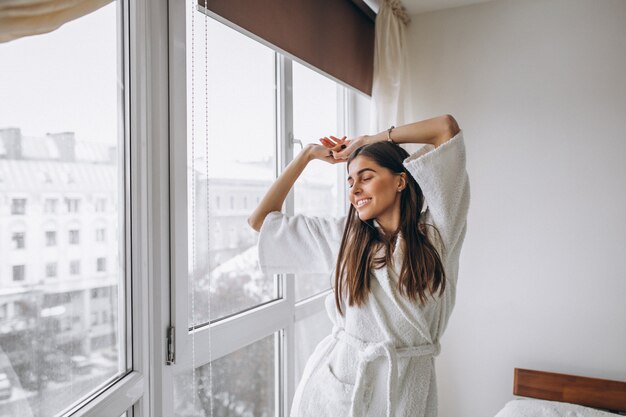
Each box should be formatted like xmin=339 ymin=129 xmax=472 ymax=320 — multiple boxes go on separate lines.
xmin=348 ymin=177 xmax=372 ymax=188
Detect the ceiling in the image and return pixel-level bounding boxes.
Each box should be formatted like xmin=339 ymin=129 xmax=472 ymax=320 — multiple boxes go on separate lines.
xmin=363 ymin=0 xmax=497 ymax=15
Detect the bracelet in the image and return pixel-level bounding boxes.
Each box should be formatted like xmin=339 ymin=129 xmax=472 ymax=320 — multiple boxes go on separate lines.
xmin=387 ymin=125 xmax=395 ymax=143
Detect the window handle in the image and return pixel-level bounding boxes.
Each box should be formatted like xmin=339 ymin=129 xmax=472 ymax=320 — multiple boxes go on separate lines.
xmin=289 ymin=132 xmax=303 ymax=151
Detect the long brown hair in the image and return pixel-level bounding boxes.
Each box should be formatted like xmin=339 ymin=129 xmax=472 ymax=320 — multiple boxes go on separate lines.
xmin=333 ymin=141 xmax=446 ymax=316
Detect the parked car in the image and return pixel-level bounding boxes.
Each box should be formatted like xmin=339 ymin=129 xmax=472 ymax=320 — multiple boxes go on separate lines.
xmin=0 ymin=373 xmax=12 ymax=401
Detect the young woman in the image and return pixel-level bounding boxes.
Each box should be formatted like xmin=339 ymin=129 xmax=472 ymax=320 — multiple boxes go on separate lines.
xmin=248 ymin=114 xmax=470 ymax=417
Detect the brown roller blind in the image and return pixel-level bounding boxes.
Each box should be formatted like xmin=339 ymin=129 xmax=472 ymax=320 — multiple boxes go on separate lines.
xmin=197 ymin=0 xmax=374 ymax=96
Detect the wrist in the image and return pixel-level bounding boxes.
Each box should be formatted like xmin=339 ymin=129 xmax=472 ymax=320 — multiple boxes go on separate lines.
xmin=300 ymin=146 xmax=315 ymax=163
xmin=368 ymin=131 xmax=387 ymax=144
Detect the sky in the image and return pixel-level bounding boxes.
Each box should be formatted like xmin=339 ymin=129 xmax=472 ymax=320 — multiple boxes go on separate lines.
xmin=0 ymin=3 xmax=119 ymax=144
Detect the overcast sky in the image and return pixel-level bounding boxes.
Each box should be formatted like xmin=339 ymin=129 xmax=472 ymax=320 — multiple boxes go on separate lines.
xmin=0 ymin=3 xmax=118 ymax=144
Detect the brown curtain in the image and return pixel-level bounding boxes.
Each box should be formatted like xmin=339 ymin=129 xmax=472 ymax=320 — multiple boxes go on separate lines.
xmin=0 ymin=0 xmax=113 ymax=43
xmin=198 ymin=0 xmax=375 ymax=96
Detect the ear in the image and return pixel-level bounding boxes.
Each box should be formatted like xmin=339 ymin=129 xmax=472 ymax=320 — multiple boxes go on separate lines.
xmin=398 ymin=173 xmax=407 ymax=189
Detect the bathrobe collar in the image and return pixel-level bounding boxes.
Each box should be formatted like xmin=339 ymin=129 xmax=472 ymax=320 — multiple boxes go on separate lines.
xmin=370 ymin=218 xmax=435 ymax=344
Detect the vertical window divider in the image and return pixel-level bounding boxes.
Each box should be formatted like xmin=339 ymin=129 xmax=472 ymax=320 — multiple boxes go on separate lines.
xmin=276 ymin=54 xmax=296 ymax=417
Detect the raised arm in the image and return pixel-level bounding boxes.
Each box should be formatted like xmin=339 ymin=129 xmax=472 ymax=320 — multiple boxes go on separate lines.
xmin=365 ymin=114 xmax=459 ymax=148
xmin=247 ymin=140 xmax=347 ymax=232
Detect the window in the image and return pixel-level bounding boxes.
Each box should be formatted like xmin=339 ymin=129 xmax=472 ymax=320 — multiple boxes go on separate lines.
xmin=95 ymin=198 xmax=107 ymax=212
xmin=11 ymin=198 xmax=26 ymax=215
xmin=96 ymin=228 xmax=106 ymax=242
xmin=65 ymin=198 xmax=80 ymax=213
xmin=46 ymin=263 xmax=58 ymax=278
xmin=96 ymin=257 xmax=107 ymax=272
xmin=44 ymin=198 xmax=58 ymax=213
xmin=91 ymin=312 xmax=99 ymax=326
xmin=170 ymin=7 xmax=370 ymax=417
xmin=45 ymin=230 xmax=57 ymax=246
xmin=11 ymin=232 xmax=25 ymax=249
xmin=184 ymin=13 xmax=278 ymax=327
xmin=69 ymin=260 xmax=81 ymax=275
xmin=0 ymin=3 xmax=134 ymax=415
xmin=174 ymin=334 xmax=276 ymax=416
xmin=12 ymin=265 xmax=25 ymax=281
xmin=69 ymin=229 xmax=80 ymax=244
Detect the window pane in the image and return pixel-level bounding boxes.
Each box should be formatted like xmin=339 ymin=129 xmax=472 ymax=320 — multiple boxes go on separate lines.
xmin=294 ymin=309 xmax=332 ymax=386
xmin=186 ymin=11 xmax=278 ymax=326
xmin=173 ymin=333 xmax=276 ymax=417
xmin=0 ymin=3 xmax=127 ymax=416
xmin=292 ymin=61 xmax=346 ymax=302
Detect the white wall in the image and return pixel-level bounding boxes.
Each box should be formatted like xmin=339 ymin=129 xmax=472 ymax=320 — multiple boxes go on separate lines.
xmin=405 ymin=1 xmax=626 ymax=416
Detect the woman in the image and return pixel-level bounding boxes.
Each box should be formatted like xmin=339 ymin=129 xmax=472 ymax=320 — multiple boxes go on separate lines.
xmin=248 ymin=114 xmax=470 ymax=417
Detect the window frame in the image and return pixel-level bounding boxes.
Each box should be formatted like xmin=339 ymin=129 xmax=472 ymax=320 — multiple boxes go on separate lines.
xmin=64 ymin=0 xmax=151 ymax=415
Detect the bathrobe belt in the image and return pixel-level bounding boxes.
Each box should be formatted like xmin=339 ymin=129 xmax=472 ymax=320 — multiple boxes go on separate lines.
xmin=331 ymin=325 xmax=441 ymax=417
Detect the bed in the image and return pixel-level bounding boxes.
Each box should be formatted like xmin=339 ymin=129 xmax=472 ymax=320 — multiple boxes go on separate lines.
xmin=494 ymin=368 xmax=626 ymax=416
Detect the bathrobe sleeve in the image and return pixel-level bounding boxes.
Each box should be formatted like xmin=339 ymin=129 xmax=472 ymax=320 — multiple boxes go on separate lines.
xmin=403 ymin=129 xmax=470 ymax=259
xmin=256 ymin=211 xmax=348 ymax=276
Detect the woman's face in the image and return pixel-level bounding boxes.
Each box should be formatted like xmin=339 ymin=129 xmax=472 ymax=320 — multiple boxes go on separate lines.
xmin=347 ymin=155 xmax=405 ymax=223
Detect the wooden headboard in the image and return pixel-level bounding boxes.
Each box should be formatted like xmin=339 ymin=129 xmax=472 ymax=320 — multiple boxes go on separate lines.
xmin=513 ymin=368 xmax=626 ymax=413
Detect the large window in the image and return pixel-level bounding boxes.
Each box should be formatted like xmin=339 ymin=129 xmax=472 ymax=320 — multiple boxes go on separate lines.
xmin=0 ymin=2 xmax=130 ymax=416
xmin=186 ymin=14 xmax=278 ymax=327
xmin=168 ymin=5 xmax=371 ymax=417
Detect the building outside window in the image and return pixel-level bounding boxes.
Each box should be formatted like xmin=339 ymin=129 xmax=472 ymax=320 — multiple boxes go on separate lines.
xmin=69 ymin=229 xmax=80 ymax=244
xmin=45 ymin=263 xmax=58 ymax=278
xmin=69 ymin=260 xmax=80 ymax=275
xmin=44 ymin=198 xmax=58 ymax=213
xmin=11 ymin=198 xmax=26 ymax=215
xmin=11 ymin=232 xmax=25 ymax=249
xmin=95 ymin=198 xmax=107 ymax=212
xmin=96 ymin=228 xmax=106 ymax=242
xmin=45 ymin=230 xmax=57 ymax=246
xmin=12 ymin=265 xmax=25 ymax=281
xmin=96 ymin=257 xmax=107 ymax=272
xmin=65 ymin=198 xmax=80 ymax=213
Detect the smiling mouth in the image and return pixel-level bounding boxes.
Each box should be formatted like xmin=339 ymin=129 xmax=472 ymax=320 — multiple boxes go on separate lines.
xmin=355 ymin=198 xmax=371 ymax=208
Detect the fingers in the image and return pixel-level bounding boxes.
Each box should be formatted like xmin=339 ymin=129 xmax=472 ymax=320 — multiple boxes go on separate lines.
xmin=319 ymin=135 xmax=348 ymax=150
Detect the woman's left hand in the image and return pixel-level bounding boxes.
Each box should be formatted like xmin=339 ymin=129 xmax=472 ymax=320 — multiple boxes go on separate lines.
xmin=319 ymin=135 xmax=349 ymax=152
xmin=320 ymin=134 xmax=371 ymax=160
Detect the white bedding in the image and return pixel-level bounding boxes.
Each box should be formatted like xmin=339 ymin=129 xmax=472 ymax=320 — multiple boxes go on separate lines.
xmin=494 ymin=398 xmax=621 ymax=417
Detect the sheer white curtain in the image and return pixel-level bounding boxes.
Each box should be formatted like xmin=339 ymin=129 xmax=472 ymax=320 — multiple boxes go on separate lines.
xmin=0 ymin=0 xmax=112 ymax=43
xmin=369 ymin=0 xmax=415 ymax=149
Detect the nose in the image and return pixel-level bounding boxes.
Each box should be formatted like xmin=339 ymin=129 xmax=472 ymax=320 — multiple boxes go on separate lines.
xmin=350 ymin=182 xmax=362 ymax=199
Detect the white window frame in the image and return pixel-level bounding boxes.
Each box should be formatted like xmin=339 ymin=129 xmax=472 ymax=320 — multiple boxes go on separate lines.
xmin=63 ymin=0 xmax=151 ymax=415
xmin=154 ymin=3 xmax=367 ymax=417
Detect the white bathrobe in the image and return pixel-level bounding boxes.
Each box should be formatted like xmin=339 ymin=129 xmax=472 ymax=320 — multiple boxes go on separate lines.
xmin=257 ymin=130 xmax=470 ymax=417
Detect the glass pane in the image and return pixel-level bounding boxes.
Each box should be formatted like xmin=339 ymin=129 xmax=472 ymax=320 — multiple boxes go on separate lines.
xmin=0 ymin=3 xmax=127 ymax=417
xmin=292 ymin=61 xmax=346 ymax=302
xmin=294 ymin=309 xmax=332 ymax=386
xmin=174 ymin=333 xmax=276 ymax=417
xmin=186 ymin=9 xmax=278 ymax=327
